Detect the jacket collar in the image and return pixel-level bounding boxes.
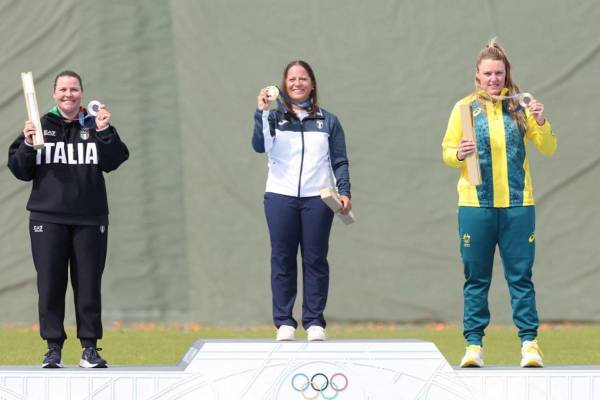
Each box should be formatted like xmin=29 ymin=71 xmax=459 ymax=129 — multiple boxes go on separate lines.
xmin=477 ymin=87 xmax=509 ymax=101
xmin=277 ymin=104 xmax=324 ymax=120
xmin=48 ymin=106 xmax=95 ymax=127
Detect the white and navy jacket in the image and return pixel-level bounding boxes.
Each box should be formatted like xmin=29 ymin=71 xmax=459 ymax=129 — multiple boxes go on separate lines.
xmin=252 ymin=106 xmax=351 ymax=198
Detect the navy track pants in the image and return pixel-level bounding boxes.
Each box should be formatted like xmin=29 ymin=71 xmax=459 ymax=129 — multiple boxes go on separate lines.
xmin=264 ymin=192 xmax=334 ymax=329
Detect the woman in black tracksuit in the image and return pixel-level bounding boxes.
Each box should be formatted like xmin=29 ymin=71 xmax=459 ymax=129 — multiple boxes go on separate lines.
xmin=7 ymin=70 xmax=128 ymax=368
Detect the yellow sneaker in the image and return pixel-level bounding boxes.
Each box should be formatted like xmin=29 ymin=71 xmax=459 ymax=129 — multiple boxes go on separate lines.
xmin=520 ymin=340 xmax=544 ymax=367
xmin=460 ymin=345 xmax=484 ymax=368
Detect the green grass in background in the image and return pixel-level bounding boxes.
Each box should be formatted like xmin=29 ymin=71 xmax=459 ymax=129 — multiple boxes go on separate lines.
xmin=1 ymin=323 xmax=599 ymax=366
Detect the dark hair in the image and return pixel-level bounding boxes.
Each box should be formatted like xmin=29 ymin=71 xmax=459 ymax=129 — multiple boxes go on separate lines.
xmin=280 ymin=60 xmax=318 ymax=117
xmin=53 ymin=70 xmax=83 ymax=92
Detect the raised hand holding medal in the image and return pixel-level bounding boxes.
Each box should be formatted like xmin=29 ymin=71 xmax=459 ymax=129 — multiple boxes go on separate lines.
xmin=87 ymin=100 xmax=111 ymax=130
xmin=257 ymin=85 xmax=279 ymax=111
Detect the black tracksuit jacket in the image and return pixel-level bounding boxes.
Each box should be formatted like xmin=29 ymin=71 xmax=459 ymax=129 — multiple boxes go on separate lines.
xmin=7 ymin=109 xmax=129 ymax=225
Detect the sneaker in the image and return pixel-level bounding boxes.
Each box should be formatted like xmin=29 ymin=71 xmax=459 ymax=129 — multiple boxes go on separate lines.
xmin=79 ymin=347 xmax=108 ymax=368
xmin=42 ymin=346 xmax=63 ymax=368
xmin=521 ymin=340 xmax=544 ymax=367
xmin=306 ymin=325 xmax=326 ymax=341
xmin=276 ymin=325 xmax=296 ymax=341
xmin=460 ymin=345 xmax=484 ymax=367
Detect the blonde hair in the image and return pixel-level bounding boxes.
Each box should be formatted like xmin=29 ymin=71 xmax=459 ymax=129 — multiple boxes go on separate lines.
xmin=474 ymin=38 xmax=527 ymax=132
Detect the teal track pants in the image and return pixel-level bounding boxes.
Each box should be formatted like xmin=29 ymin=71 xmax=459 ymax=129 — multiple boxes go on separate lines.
xmin=458 ymin=206 xmax=538 ymax=345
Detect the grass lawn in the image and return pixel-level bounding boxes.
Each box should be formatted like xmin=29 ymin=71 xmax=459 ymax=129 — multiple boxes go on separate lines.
xmin=1 ymin=322 xmax=599 ymax=367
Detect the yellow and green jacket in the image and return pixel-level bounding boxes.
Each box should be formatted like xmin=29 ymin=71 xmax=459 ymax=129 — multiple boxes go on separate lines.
xmin=442 ymin=90 xmax=557 ymax=208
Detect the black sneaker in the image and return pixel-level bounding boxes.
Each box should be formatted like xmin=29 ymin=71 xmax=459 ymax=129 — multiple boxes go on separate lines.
xmin=79 ymin=347 xmax=108 ymax=368
xmin=42 ymin=346 xmax=63 ymax=368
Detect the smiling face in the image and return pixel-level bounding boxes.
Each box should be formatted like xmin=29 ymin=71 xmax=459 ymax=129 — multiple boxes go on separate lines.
xmin=476 ymin=58 xmax=506 ymax=96
xmin=285 ymin=64 xmax=314 ymax=103
xmin=53 ymin=76 xmax=83 ymax=118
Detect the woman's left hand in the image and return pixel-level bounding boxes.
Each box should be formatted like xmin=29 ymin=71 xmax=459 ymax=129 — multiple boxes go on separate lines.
xmin=339 ymin=195 xmax=352 ymax=215
xmin=528 ymin=99 xmax=545 ymax=125
xmin=95 ymin=104 xmax=111 ymax=130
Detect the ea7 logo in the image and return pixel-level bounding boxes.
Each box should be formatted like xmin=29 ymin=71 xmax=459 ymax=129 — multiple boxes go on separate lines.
xmin=43 ymin=130 xmax=56 ymax=137
xmin=33 ymin=225 xmax=43 ymax=233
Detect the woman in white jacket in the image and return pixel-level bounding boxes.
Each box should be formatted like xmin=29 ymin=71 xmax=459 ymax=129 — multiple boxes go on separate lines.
xmin=252 ymin=60 xmax=351 ymax=341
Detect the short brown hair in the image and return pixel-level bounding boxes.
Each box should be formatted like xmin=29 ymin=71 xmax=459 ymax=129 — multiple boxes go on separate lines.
xmin=54 ymin=70 xmax=83 ymax=92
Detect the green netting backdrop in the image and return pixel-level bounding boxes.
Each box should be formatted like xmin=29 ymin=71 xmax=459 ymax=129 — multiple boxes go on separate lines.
xmin=1 ymin=0 xmax=598 ymax=325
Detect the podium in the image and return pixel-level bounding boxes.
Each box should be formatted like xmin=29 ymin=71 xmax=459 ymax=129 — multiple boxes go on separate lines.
xmin=177 ymin=339 xmax=471 ymax=399
xmin=1 ymin=340 xmax=600 ymax=399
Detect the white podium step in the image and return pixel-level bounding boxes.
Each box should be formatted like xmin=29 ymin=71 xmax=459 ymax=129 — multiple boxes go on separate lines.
xmin=1 ymin=340 xmax=599 ymax=400
xmin=456 ymin=366 xmax=600 ymax=400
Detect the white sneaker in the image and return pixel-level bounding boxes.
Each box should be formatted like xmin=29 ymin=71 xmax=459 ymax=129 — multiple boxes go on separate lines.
xmin=460 ymin=345 xmax=484 ymax=368
xmin=521 ymin=340 xmax=544 ymax=367
xmin=276 ymin=325 xmax=296 ymax=341
xmin=306 ymin=325 xmax=326 ymax=341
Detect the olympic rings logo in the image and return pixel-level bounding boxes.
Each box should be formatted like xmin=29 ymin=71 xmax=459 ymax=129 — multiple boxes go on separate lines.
xmin=291 ymin=372 xmax=349 ymax=399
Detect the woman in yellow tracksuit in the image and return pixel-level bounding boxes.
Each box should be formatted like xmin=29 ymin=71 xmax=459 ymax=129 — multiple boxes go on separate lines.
xmin=442 ymin=39 xmax=557 ymax=368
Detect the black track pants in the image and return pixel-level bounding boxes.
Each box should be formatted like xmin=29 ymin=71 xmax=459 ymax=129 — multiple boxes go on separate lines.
xmin=29 ymin=221 xmax=108 ymax=345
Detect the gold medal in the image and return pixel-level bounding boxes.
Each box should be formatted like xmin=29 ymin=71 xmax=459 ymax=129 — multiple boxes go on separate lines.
xmin=265 ymin=86 xmax=279 ymax=101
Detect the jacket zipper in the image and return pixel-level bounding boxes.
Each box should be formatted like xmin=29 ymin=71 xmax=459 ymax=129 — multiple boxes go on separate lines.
xmin=297 ymin=120 xmax=305 ymax=197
